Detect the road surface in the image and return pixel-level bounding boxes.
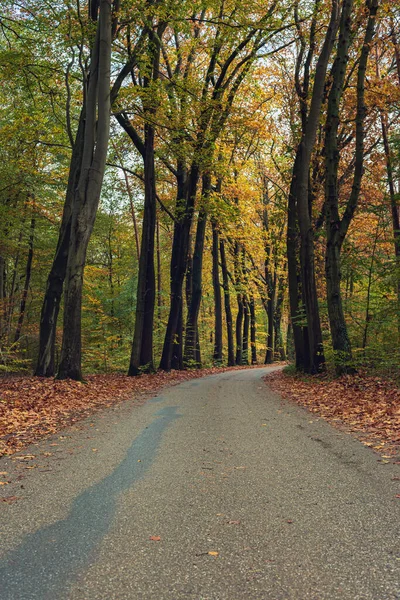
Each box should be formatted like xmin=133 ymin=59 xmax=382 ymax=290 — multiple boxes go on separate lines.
xmin=0 ymin=367 xmax=399 ymax=599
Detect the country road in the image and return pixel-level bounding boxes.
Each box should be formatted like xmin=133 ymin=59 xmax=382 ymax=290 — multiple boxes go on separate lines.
xmin=0 ymin=367 xmax=399 ymax=599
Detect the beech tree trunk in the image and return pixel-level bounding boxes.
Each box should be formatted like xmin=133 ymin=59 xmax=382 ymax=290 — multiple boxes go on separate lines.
xmin=58 ymin=0 xmax=112 ymax=380
xmin=184 ymin=174 xmax=209 ymax=367
xmin=250 ymin=296 xmax=257 ymax=364
xmin=35 ymin=111 xmax=85 ymax=376
xmin=233 ymin=241 xmax=244 ymax=365
xmin=14 ymin=215 xmax=35 ymax=343
xmin=288 ymin=0 xmax=340 ymax=373
xmin=324 ymin=0 xmax=355 ymax=374
xmin=220 ymin=238 xmax=235 ymax=366
xmin=274 ymin=277 xmax=286 ymax=360
xmin=128 ymin=119 xmax=157 ymax=374
xmin=128 ymin=23 xmax=167 ymax=375
xmin=325 ymin=0 xmax=379 ymax=374
xmin=242 ymin=296 xmax=250 ymax=365
xmin=159 ymin=163 xmax=200 ymax=370
xmin=212 ymin=219 xmax=223 ymax=364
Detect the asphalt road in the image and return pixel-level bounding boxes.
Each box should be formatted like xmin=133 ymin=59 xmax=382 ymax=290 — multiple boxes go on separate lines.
xmin=0 ymin=367 xmax=399 ymax=599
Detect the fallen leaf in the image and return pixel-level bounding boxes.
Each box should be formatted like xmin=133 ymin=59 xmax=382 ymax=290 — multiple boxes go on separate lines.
xmin=208 ymin=551 xmax=219 ymax=556
xmin=0 ymin=496 xmax=19 ymax=503
xmin=227 ymin=520 xmax=241 ymax=525
xmin=0 ymin=481 xmax=9 ymax=485
xmin=149 ymin=536 xmax=161 ymax=541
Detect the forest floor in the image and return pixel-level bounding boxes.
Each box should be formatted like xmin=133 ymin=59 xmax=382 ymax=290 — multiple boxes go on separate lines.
xmin=0 ymin=365 xmax=263 ymax=457
xmin=1 ymin=365 xmax=399 ymax=461
xmin=265 ymin=369 xmax=400 ymax=462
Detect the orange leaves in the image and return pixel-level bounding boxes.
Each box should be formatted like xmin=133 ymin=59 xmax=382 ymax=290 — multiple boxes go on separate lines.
xmin=149 ymin=536 xmax=161 ymax=542
xmin=266 ymin=371 xmax=400 ymax=458
xmin=0 ymin=366 xmax=253 ymax=457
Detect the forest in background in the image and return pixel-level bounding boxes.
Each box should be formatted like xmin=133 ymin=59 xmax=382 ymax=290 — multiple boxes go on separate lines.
xmin=0 ymin=0 xmax=399 ymax=381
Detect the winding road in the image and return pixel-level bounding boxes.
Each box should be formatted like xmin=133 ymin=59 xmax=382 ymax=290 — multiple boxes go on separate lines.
xmin=0 ymin=367 xmax=399 ymax=599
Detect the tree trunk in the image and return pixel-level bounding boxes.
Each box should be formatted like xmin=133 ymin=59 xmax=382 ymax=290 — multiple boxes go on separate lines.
xmin=242 ymin=296 xmax=250 ymax=365
xmin=156 ymin=215 xmax=162 ymax=325
xmin=287 ymin=160 xmax=307 ymax=370
xmin=324 ymin=0 xmax=355 ymax=374
xmin=250 ymin=296 xmax=257 ymax=364
xmin=35 ymin=81 xmax=85 ymax=376
xmin=58 ymin=0 xmax=112 ymax=380
xmin=234 ymin=241 xmax=243 ymax=365
xmin=265 ymin=286 xmax=275 ymax=364
xmin=325 ymin=0 xmax=379 ymax=373
xmin=128 ymin=23 xmax=166 ymax=375
xmin=14 ymin=215 xmax=35 ymax=343
xmin=288 ymin=1 xmax=340 ymax=373
xmin=159 ymin=162 xmax=199 ymax=370
xmin=128 ymin=121 xmax=157 ymax=374
xmin=212 ymin=219 xmax=223 ymax=364
xmin=0 ymin=255 xmax=4 ymax=338
xmin=274 ymin=277 xmax=286 ymax=361
xmin=220 ymin=238 xmax=235 ymax=366
xmin=184 ymin=175 xmax=209 ymax=367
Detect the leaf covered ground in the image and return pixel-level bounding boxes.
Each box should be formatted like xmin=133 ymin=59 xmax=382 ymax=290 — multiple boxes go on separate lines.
xmin=0 ymin=366 xmax=258 ymax=457
xmin=265 ymin=370 xmax=400 ymax=461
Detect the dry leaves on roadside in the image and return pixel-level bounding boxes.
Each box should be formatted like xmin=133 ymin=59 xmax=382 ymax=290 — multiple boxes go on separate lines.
xmin=265 ymin=370 xmax=400 ymax=458
xmin=0 ymin=365 xmax=260 ymax=457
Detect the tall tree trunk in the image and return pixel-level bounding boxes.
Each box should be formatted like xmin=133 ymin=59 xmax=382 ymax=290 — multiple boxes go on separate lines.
xmin=0 ymin=255 xmax=4 ymax=338
xmin=288 ymin=0 xmax=340 ymax=373
xmin=324 ymin=0 xmax=355 ymax=374
xmin=325 ymin=0 xmax=379 ymax=373
xmin=287 ymin=165 xmax=307 ymax=370
xmin=220 ymin=238 xmax=235 ymax=366
xmin=156 ymin=215 xmax=163 ymax=338
xmin=35 ymin=71 xmax=87 ymax=377
xmin=212 ymin=219 xmax=223 ymax=364
xmin=128 ymin=121 xmax=157 ymax=374
xmin=234 ymin=241 xmax=244 ymax=365
xmin=184 ymin=174 xmax=209 ymax=367
xmin=265 ymin=286 xmax=275 ymax=364
xmin=381 ymin=112 xmax=400 ymax=329
xmin=159 ymin=163 xmax=200 ymax=370
xmin=5 ymin=221 xmax=25 ymax=341
xmin=274 ymin=277 xmax=286 ymax=361
xmin=262 ymin=183 xmax=275 ymax=364
xmin=250 ymin=296 xmax=257 ymax=364
xmin=128 ymin=22 xmax=167 ymax=375
xmin=242 ymin=296 xmax=250 ymax=365
xmin=14 ymin=215 xmax=35 ymax=343
xmin=58 ymin=0 xmax=112 ymax=380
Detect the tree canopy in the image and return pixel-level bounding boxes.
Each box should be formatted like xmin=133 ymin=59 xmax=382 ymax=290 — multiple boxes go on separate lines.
xmin=0 ymin=0 xmax=399 ymax=380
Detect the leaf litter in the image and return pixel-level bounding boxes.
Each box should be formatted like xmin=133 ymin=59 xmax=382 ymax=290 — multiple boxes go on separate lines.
xmin=0 ymin=366 xmax=258 ymax=457
xmin=265 ymin=370 xmax=400 ymax=459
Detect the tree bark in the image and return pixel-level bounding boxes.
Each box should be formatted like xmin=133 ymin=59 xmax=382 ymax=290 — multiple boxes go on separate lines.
xmin=274 ymin=277 xmax=286 ymax=361
xmin=288 ymin=0 xmax=340 ymax=373
xmin=58 ymin=0 xmax=112 ymax=380
xmin=234 ymin=242 xmax=243 ymax=365
xmin=325 ymin=0 xmax=379 ymax=374
xmin=128 ymin=23 xmax=165 ymax=375
xmin=220 ymin=238 xmax=235 ymax=366
xmin=324 ymin=0 xmax=355 ymax=374
xmin=212 ymin=219 xmax=223 ymax=364
xmin=242 ymin=296 xmax=250 ymax=365
xmin=184 ymin=174 xmax=209 ymax=367
xmin=159 ymin=163 xmax=199 ymax=370
xmin=250 ymin=296 xmax=257 ymax=364
xmin=14 ymin=215 xmax=35 ymax=343
xmin=35 ymin=111 xmax=86 ymax=376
